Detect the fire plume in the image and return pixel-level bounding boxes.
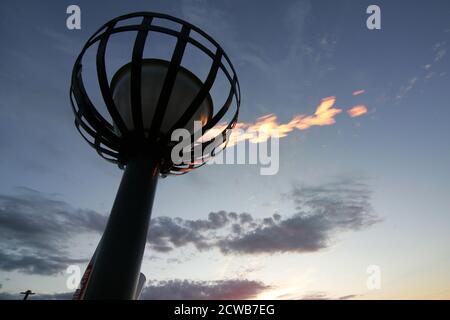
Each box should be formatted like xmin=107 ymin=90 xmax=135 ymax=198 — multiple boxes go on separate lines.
xmin=202 ymin=95 xmax=367 ymax=148
xmin=347 ymin=105 xmax=368 ymax=118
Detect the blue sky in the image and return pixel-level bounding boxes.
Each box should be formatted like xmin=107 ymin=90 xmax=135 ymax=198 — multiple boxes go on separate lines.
xmin=0 ymin=0 xmax=450 ymax=299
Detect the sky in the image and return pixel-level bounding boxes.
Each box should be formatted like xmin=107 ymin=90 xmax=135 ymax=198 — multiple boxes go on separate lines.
xmin=0 ymin=0 xmax=450 ymax=300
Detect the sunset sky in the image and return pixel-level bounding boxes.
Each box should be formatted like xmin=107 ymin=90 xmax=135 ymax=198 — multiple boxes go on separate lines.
xmin=1 ymin=0 xmax=450 ymax=299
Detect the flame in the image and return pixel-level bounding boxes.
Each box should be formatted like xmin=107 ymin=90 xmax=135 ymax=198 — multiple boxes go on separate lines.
xmin=294 ymin=96 xmax=341 ymax=129
xmin=200 ymin=113 xmax=209 ymax=125
xmin=352 ymin=89 xmax=365 ymax=96
xmin=347 ymin=105 xmax=368 ymax=118
xmin=201 ymin=94 xmax=367 ymax=148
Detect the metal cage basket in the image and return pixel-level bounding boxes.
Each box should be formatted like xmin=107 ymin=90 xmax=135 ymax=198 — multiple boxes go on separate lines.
xmin=70 ymin=12 xmax=240 ymax=175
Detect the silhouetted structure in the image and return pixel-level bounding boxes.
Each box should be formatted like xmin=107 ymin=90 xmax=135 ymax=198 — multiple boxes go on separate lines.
xmin=70 ymin=12 xmax=240 ymax=299
xmin=20 ymin=290 xmax=35 ymax=300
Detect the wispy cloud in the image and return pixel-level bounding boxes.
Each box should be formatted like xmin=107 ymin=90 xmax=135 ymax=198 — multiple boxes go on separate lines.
xmin=396 ymin=76 xmax=419 ymax=101
xmin=0 ymin=279 xmax=270 ymax=300
xmin=300 ymin=292 xmax=357 ymax=300
xmin=141 ymin=279 xmax=270 ymax=300
xmin=0 ymin=178 xmax=378 ymax=275
xmin=0 ymin=188 xmax=105 ymax=275
xmin=433 ymin=41 xmax=447 ymax=62
xmin=181 ymin=0 xmax=337 ymax=98
xmin=396 ymin=40 xmax=448 ymax=101
xmin=147 ymin=177 xmax=379 ymax=255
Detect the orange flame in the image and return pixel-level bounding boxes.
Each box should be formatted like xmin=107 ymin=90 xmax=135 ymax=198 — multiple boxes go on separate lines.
xmin=347 ymin=105 xmax=368 ymax=118
xmin=201 ymin=95 xmax=367 ymax=148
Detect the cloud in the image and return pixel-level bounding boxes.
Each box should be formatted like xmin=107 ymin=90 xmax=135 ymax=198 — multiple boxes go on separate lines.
xmin=0 ymin=285 xmax=360 ymax=301
xmin=140 ymin=279 xmax=270 ymax=300
xmin=0 ymin=178 xmax=378 ymax=276
xmin=147 ymin=215 xmax=210 ymax=252
xmin=300 ymin=292 xmax=329 ymax=300
xmin=0 ymin=286 xmax=359 ymax=301
xmin=300 ymin=292 xmax=358 ymax=300
xmin=396 ymin=77 xmax=419 ymax=100
xmin=0 ymin=291 xmax=73 ymax=300
xmin=0 ymin=279 xmax=269 ymax=300
xmin=0 ymin=251 xmax=85 ymax=276
xmin=433 ymin=41 xmax=447 ymax=62
xmin=180 ymin=0 xmax=336 ymax=100
xmin=147 ymin=211 xmax=250 ymax=252
xmin=217 ymin=179 xmax=378 ymax=254
xmin=338 ymin=294 xmax=358 ymax=300
xmin=396 ymin=40 xmax=447 ymax=100
xmin=0 ymin=292 xmax=20 ymax=300
xmin=0 ymin=188 xmax=106 ymax=275
xmin=146 ymin=177 xmax=379 ymax=255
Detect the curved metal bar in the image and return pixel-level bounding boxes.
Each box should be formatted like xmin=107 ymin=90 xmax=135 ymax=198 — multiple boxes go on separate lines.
xmin=163 ymin=74 xmax=237 ymax=167
xmin=204 ymin=76 xmax=237 ymax=131
xmin=89 ymin=25 xmax=237 ymax=89
xmin=148 ymin=25 xmax=190 ymax=143
xmin=130 ymin=16 xmax=153 ymax=137
xmin=74 ymin=120 xmax=119 ymax=163
xmin=96 ymin=22 xmax=129 ymax=136
xmin=71 ymin=68 xmax=120 ymax=146
xmin=168 ymin=48 xmax=222 ymax=134
xmin=70 ymin=12 xmax=240 ymax=175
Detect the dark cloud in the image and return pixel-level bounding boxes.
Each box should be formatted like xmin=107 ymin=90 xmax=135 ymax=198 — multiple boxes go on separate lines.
xmin=0 ymin=279 xmax=269 ymax=300
xmin=0 ymin=292 xmax=19 ymax=300
xmin=33 ymin=292 xmax=73 ymax=300
xmin=338 ymin=294 xmax=358 ymax=300
xmin=146 ymin=178 xmax=379 ymax=255
xmin=0 ymin=291 xmax=73 ymax=300
xmin=0 ymin=188 xmax=105 ymax=275
xmin=0 ymin=251 xmax=85 ymax=275
xmin=217 ymin=213 xmax=330 ymax=254
xmin=185 ymin=211 xmax=231 ymax=231
xmin=146 ymin=211 xmax=253 ymax=252
xmin=147 ymin=216 xmax=209 ymax=252
xmin=0 ymin=178 xmax=379 ymax=276
xmin=140 ymin=279 xmax=270 ymax=300
xmin=0 ymin=286 xmax=358 ymax=301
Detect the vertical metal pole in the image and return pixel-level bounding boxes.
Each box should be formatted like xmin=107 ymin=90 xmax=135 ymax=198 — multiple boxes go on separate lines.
xmin=83 ymin=153 xmax=159 ymax=299
xmin=21 ymin=290 xmax=34 ymax=300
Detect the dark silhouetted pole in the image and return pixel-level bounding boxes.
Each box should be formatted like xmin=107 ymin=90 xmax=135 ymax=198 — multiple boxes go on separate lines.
xmin=20 ymin=290 xmax=35 ymax=300
xmin=83 ymin=153 xmax=159 ymax=299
